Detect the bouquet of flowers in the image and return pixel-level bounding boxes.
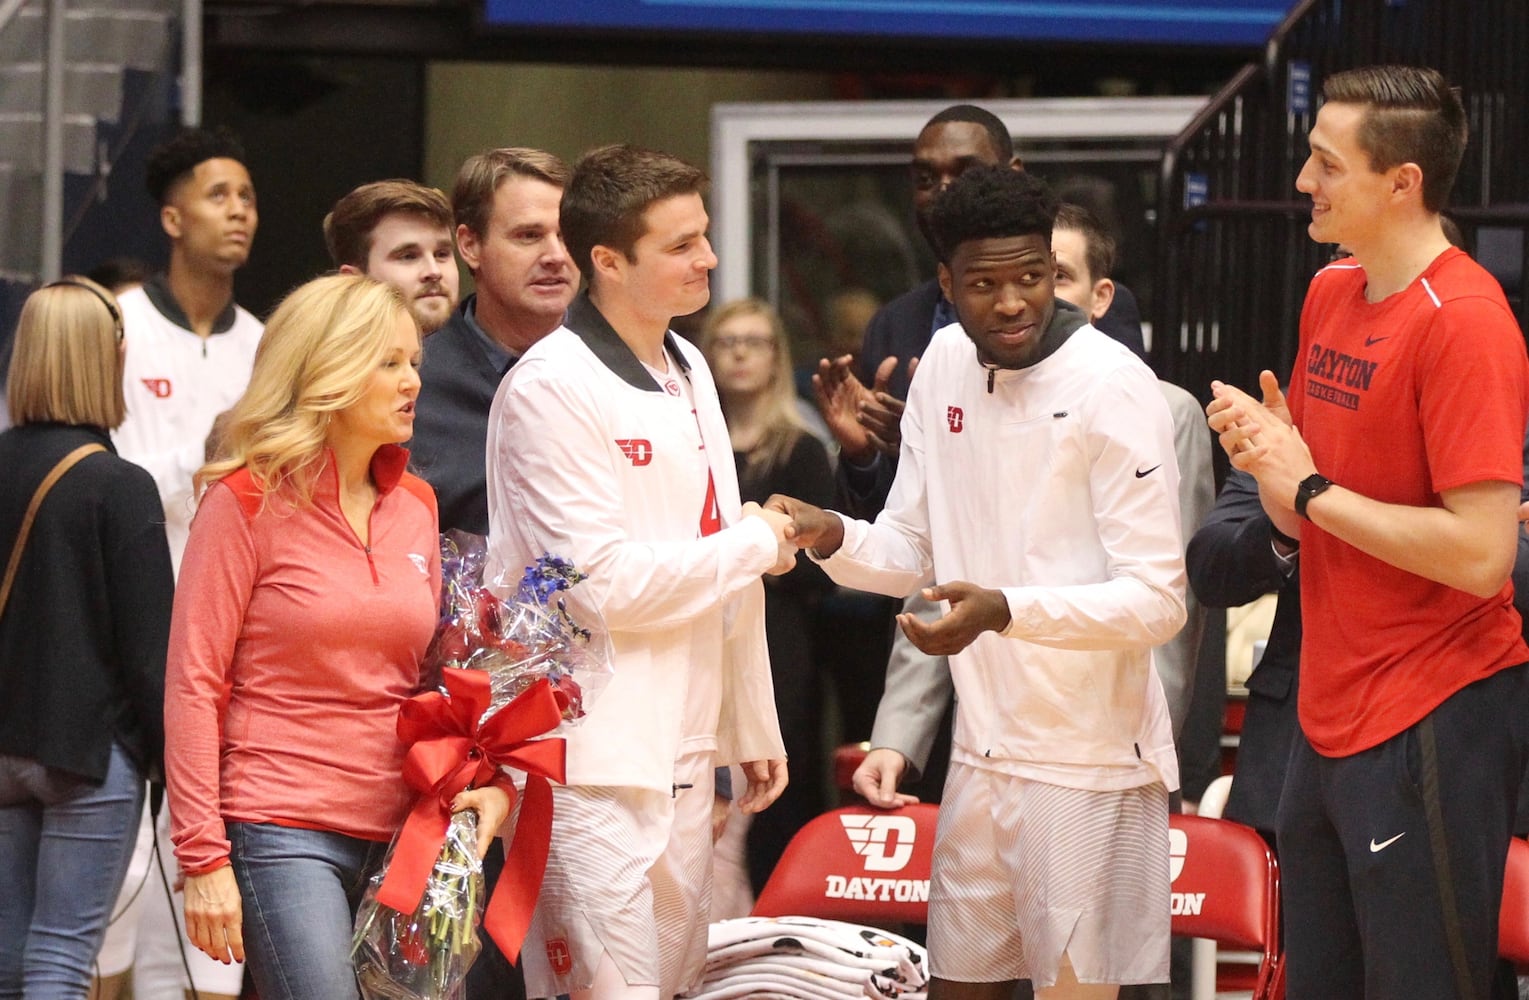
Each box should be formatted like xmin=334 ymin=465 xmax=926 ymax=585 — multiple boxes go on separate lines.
xmin=352 ymin=533 xmax=610 ymax=1000
xmin=353 ymin=809 xmax=484 ymax=1000
xmin=425 ymin=533 xmax=606 ymax=722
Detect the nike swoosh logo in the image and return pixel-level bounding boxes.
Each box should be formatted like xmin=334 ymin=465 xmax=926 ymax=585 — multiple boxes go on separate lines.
xmin=1369 ymin=832 xmax=1405 ymax=853
xmin=1135 ymin=465 xmax=1161 ymax=479
xmin=1364 ymin=335 xmax=1390 ymax=347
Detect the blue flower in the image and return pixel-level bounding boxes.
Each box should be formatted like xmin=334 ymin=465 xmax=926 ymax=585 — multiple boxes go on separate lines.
xmin=516 ymin=554 xmax=590 ymax=607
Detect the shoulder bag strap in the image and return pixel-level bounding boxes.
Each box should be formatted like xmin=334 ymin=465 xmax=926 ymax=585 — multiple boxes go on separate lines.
xmin=0 ymin=442 xmax=108 ymax=619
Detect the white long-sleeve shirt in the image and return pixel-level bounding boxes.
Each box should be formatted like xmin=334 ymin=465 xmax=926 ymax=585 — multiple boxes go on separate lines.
xmin=820 ymin=320 xmax=1186 ymax=792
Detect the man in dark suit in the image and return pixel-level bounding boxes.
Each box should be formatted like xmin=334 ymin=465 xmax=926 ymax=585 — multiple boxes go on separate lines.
xmin=1194 ymin=428 xmax=1529 ymax=845
xmin=1515 ymin=433 xmax=1529 ymax=846
xmin=400 ymin=148 xmax=574 ymax=1000
xmin=1186 ymin=468 xmax=1301 ymax=842
xmin=817 ymin=106 xmax=1147 ymax=520
xmin=808 ymin=107 xmax=1022 ymax=805
xmin=408 ymin=147 xmax=576 ymax=536
xmin=820 ymin=107 xmax=1172 ymax=999
xmin=1193 ymin=448 xmax=1529 ymax=1000
xmin=816 ymin=105 xmax=1018 ymax=519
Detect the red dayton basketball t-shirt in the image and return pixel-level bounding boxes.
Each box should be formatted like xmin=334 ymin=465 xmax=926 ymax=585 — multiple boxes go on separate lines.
xmin=1288 ymin=247 xmax=1529 ymax=756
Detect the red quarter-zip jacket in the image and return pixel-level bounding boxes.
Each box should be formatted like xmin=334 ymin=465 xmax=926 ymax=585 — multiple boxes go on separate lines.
xmin=165 ymin=444 xmax=442 ymax=876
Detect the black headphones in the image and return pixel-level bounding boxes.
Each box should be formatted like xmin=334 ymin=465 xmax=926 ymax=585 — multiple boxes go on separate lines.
xmin=43 ymin=278 xmax=124 ymax=341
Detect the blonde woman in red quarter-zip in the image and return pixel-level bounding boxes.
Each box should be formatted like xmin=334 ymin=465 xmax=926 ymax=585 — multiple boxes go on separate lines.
xmin=162 ymin=273 xmax=512 ymax=1000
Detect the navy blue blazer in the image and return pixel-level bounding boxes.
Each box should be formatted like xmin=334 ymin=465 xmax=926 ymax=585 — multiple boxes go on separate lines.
xmin=1186 ymin=469 xmax=1300 ymax=837
xmin=408 ymin=296 xmax=511 ymax=536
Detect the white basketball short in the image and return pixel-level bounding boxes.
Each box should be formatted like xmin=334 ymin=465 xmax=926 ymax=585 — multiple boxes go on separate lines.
xmin=520 ymin=750 xmax=716 ymax=999
xmin=926 ymin=762 xmax=1170 ymax=988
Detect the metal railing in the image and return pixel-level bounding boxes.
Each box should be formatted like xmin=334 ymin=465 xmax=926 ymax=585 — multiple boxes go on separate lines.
xmin=0 ymin=0 xmax=197 ymax=283
xmin=0 ymin=0 xmax=25 ymax=33
xmin=40 ymin=0 xmax=64 ymax=281
xmin=1152 ymin=0 xmax=1529 ymax=397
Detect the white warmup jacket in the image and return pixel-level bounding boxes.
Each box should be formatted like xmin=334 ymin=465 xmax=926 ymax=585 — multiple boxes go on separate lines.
xmin=113 ymin=278 xmax=263 ymax=573
xmin=485 ymin=293 xmax=786 ymax=793
xmin=820 ymin=314 xmax=1186 ymax=792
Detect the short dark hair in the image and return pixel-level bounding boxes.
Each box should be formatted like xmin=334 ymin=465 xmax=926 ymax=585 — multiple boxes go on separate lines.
xmin=561 ymin=144 xmax=706 ymax=282
xmin=927 ymin=165 xmax=1057 ymax=262
xmin=323 ymin=180 xmax=453 ymax=268
xmin=1053 ymin=203 xmax=1117 ymax=283
xmin=923 ymin=104 xmax=1014 ymax=161
xmin=451 ymin=147 xmax=570 ymax=240
xmin=85 ymin=256 xmax=152 ymax=294
xmin=1322 ymin=65 xmax=1467 ymax=213
xmin=145 ymin=126 xmax=248 ymax=205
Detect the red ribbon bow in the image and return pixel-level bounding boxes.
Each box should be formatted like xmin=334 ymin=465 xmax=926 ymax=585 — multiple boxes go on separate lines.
xmin=375 ymin=669 xmax=566 ymax=961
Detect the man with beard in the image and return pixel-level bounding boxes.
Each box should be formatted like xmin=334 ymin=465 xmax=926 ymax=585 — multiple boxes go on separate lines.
xmin=324 ymin=179 xmax=459 ymax=334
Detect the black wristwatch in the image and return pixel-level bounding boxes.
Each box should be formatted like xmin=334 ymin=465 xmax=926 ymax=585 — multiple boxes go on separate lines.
xmin=1295 ymin=473 xmax=1334 ymax=520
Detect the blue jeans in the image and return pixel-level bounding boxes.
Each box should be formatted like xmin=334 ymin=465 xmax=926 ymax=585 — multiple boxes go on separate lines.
xmin=227 ymin=822 xmax=388 ymax=1000
xmin=0 ymin=742 xmax=145 ymax=1000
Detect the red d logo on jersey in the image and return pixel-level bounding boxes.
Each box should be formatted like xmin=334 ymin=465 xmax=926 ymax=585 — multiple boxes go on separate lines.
xmin=615 ymin=439 xmax=653 ymax=466
xmin=946 ymin=406 xmax=964 ymax=433
xmin=545 ymin=937 xmax=573 ymax=975
xmin=141 ymin=378 xmax=172 ymax=399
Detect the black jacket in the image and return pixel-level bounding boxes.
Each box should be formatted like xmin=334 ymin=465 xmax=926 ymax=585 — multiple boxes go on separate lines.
xmin=1192 ymin=447 xmax=1529 ymax=836
xmin=409 ymin=295 xmax=513 ymax=536
xmin=0 ymin=423 xmax=172 ymax=781
xmin=836 ymin=280 xmax=942 ymax=520
xmin=1186 ymin=468 xmax=1300 ymax=836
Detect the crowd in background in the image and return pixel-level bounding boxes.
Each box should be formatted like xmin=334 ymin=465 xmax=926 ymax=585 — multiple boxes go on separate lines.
xmin=4 ymin=64 xmax=1527 ymax=1000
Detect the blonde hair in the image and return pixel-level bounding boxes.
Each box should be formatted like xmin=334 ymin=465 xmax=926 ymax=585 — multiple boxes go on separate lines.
xmin=700 ymin=297 xmax=808 ymax=477
xmin=196 ymin=273 xmax=413 ymax=502
xmin=6 ymin=277 xmax=126 ymax=429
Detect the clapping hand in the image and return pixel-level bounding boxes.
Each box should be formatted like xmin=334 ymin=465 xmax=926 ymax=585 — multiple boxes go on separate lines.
xmin=812 ymin=355 xmax=917 ymax=464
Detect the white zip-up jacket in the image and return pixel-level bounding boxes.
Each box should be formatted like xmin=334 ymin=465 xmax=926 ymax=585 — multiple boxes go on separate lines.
xmin=113 ymin=277 xmax=262 ymax=572
xmin=820 ymin=312 xmax=1186 ymax=791
xmin=485 ymin=294 xmax=786 ymax=792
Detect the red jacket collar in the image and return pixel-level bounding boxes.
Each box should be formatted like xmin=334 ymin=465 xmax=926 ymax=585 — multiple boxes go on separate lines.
xmin=315 ymin=442 xmax=412 ymax=499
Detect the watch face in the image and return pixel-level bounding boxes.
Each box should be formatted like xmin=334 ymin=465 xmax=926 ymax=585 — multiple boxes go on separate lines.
xmin=1297 ymin=474 xmax=1331 ymax=518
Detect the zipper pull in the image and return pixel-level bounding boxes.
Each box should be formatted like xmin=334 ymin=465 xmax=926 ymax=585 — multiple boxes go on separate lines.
xmin=986 ymin=367 xmax=995 ymax=394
